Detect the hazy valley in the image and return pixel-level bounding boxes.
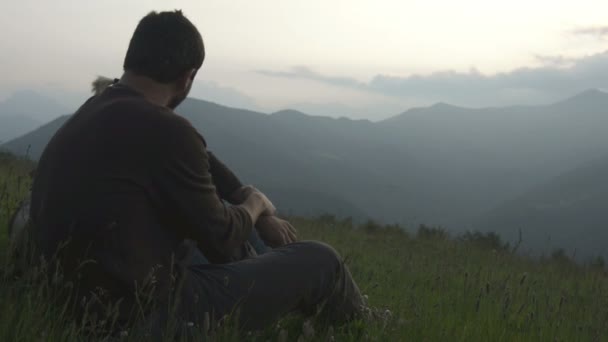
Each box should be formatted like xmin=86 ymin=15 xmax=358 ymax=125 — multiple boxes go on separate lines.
xmin=2 ymin=89 xmax=608 ymax=260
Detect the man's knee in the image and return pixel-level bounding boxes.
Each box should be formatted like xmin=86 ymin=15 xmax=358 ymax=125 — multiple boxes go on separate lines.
xmin=294 ymin=240 xmax=343 ymax=271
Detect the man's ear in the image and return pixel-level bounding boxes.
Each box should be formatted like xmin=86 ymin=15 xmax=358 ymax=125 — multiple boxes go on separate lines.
xmin=175 ymin=68 xmax=197 ymax=92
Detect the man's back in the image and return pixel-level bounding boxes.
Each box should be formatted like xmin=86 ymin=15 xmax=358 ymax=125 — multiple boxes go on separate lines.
xmin=30 ymin=84 xmax=190 ymax=311
xmin=30 ymin=79 xmax=258 ymax=319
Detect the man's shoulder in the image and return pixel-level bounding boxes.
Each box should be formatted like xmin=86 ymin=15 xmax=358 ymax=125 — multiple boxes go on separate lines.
xmin=122 ymin=100 xmax=204 ymax=146
xmin=101 ymin=90 xmax=171 ymax=119
xmin=94 ymin=88 xmax=196 ymax=132
xmin=153 ymin=107 xmax=199 ymax=138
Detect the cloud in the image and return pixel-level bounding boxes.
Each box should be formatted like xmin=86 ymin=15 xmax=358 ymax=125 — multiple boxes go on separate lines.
xmin=257 ymin=51 xmax=608 ymax=108
xmin=256 ymin=66 xmax=364 ymax=88
xmin=285 ymin=101 xmax=410 ymax=121
xmin=571 ymin=26 xmax=608 ymax=38
xmin=190 ymin=81 xmax=260 ymax=110
xmin=534 ymin=54 xmax=577 ymax=67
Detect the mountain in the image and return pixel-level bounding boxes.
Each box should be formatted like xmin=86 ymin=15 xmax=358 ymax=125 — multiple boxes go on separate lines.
xmin=474 ymin=155 xmax=608 ymax=260
xmin=0 ymin=90 xmax=69 ymax=122
xmin=376 ymin=89 xmax=608 ymax=227
xmin=2 ymin=100 xmax=373 ymax=221
xmin=2 ymin=89 xmax=608 ymax=259
xmin=0 ymin=114 xmax=40 ymax=145
xmin=0 ymin=90 xmax=70 ymax=142
xmin=1 ymin=115 xmax=71 ymax=158
xmin=176 ymin=100 xmax=391 ymax=221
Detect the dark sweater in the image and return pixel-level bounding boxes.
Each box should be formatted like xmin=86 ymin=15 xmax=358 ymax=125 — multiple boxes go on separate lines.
xmin=29 ymin=83 xmax=252 ymax=317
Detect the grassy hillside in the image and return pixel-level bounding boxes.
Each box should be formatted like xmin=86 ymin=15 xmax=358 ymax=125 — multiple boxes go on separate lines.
xmin=0 ymin=152 xmax=34 ymax=255
xmin=1 ymin=156 xmax=607 ymax=341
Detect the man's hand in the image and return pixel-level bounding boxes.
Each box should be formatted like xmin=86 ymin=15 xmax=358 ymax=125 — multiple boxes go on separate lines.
xmin=256 ymin=216 xmax=298 ymax=248
xmin=236 ymin=185 xmax=276 ymax=217
xmin=230 ymin=185 xmax=277 ymax=216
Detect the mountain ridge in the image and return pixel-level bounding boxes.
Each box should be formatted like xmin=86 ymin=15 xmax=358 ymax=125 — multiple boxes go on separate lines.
xmin=2 ymin=89 xmax=608 ymax=258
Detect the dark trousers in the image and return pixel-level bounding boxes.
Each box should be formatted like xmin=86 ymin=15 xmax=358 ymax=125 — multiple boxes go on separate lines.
xmin=175 ymin=241 xmax=364 ymax=331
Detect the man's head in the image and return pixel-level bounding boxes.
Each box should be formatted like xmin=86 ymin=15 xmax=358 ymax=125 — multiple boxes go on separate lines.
xmin=124 ymin=10 xmax=204 ymax=109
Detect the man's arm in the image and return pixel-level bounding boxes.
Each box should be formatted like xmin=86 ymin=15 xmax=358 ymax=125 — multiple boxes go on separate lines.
xmin=199 ymin=131 xmax=298 ymax=247
xmin=208 ymin=152 xmax=275 ymax=216
xmin=207 ymin=151 xmax=298 ymax=248
xmin=157 ymin=120 xmax=273 ymax=261
xmin=208 ymin=151 xmax=244 ymax=204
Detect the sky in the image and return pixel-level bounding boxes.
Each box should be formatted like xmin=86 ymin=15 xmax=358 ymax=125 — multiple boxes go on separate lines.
xmin=1 ymin=0 xmax=608 ymax=120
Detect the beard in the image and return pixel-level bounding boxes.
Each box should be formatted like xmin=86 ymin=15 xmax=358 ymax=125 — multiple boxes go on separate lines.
xmin=167 ymin=80 xmax=193 ymax=110
xmin=167 ymin=92 xmax=187 ymax=110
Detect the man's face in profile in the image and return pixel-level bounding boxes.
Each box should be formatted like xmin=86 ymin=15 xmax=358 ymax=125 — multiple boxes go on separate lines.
xmin=168 ymin=87 xmax=189 ymax=110
xmin=167 ymin=70 xmax=197 ymax=110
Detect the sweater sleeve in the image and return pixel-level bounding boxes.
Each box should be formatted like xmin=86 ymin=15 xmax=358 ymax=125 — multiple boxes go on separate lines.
xmin=157 ymin=120 xmax=253 ymax=261
xmin=208 ymin=151 xmax=244 ymax=204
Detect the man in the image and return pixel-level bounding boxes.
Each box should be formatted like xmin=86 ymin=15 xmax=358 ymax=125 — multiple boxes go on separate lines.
xmin=29 ymin=10 xmax=364 ymax=333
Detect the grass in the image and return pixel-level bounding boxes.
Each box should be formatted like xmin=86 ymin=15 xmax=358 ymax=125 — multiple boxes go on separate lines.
xmin=1 ymin=154 xmax=607 ymax=341
xmin=0 ymin=152 xmax=33 ymax=259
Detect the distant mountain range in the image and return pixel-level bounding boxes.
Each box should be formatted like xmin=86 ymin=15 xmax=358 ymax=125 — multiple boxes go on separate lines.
xmin=2 ymin=89 xmax=608 ymax=259
xmin=0 ymin=90 xmax=69 ymax=143
xmin=474 ymin=155 xmax=608 ymax=259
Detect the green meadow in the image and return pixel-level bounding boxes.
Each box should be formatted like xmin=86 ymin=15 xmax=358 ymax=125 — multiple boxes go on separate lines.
xmin=1 ymin=153 xmax=607 ymax=341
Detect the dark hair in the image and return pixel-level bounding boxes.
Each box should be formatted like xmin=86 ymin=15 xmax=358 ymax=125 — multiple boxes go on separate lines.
xmin=123 ymin=10 xmax=205 ymax=83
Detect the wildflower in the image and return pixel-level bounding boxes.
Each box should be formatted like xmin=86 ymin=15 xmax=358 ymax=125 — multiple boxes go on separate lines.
xmin=80 ymin=296 xmax=87 ymax=307
xmin=278 ymin=329 xmax=288 ymax=342
xmin=203 ymin=312 xmax=210 ymax=333
xmin=302 ymin=320 xmax=315 ymax=338
xmin=327 ymin=325 xmax=334 ymax=336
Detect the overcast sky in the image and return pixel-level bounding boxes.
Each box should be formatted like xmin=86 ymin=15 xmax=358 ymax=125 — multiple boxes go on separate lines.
xmin=1 ymin=0 xmax=608 ymax=120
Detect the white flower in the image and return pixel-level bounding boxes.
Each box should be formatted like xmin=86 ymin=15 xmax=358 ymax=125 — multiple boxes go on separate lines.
xmin=302 ymin=320 xmax=315 ymax=338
